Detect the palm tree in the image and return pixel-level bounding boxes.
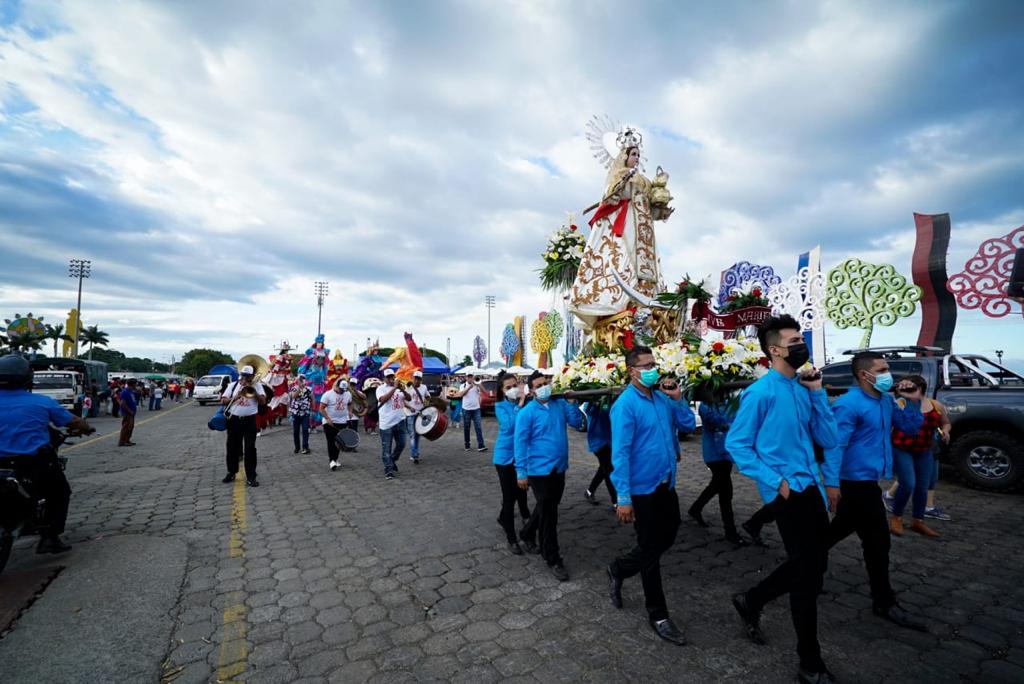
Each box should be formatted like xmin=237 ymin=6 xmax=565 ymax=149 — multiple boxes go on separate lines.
xmin=45 ymin=324 xmax=75 ymax=358
xmin=7 ymin=331 xmax=46 ymax=353
xmin=79 ymin=325 xmax=110 ymax=360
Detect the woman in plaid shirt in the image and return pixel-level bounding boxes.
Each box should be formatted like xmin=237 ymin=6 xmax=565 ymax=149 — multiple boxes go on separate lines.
xmin=289 ymin=375 xmax=313 ymax=454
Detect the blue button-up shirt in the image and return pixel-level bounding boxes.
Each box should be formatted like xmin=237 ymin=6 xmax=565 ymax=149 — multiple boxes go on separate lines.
xmin=823 ymin=387 xmax=923 ymax=485
xmin=585 ymin=403 xmax=612 ymax=453
xmin=610 ymin=385 xmax=696 ymax=506
xmin=726 ymin=369 xmax=839 ymax=504
xmin=514 ymin=398 xmax=585 ymax=479
xmin=493 ymin=399 xmax=520 ymax=466
xmin=698 ymin=402 xmax=735 ymax=464
xmin=0 ymin=389 xmax=75 ymax=455
xmin=119 ymin=387 xmax=138 ymax=414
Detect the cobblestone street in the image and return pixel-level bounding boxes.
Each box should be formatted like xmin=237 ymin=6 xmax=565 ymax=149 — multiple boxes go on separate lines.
xmin=1 ymin=401 xmax=1022 ymax=683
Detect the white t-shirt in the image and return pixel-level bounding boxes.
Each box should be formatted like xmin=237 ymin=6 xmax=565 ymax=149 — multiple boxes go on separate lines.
xmin=222 ymin=381 xmax=266 ymax=417
xmin=376 ymin=383 xmax=409 ymax=430
xmin=408 ymin=384 xmax=429 ymax=412
xmin=154 ymin=388 xmax=163 ymax=399
xmin=460 ymin=382 xmax=482 ymax=411
xmin=319 ymin=389 xmax=352 ymax=424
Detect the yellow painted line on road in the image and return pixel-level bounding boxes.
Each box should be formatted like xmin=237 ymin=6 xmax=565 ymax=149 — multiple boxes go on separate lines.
xmin=217 ymin=475 xmax=248 ymax=681
xmin=63 ymin=400 xmax=196 ymax=452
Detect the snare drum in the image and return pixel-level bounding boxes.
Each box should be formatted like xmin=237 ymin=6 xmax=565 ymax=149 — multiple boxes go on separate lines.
xmin=336 ymin=428 xmax=360 ymax=452
xmin=414 ymin=407 xmax=449 ymax=441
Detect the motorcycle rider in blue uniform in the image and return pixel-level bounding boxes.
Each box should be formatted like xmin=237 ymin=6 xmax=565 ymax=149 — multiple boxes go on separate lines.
xmin=0 ymin=355 xmax=93 ymax=554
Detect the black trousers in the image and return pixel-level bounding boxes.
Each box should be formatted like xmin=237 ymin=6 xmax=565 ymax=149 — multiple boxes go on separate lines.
xmin=323 ymin=423 xmax=341 ymax=462
xmin=520 ymin=469 xmax=565 ymax=565
xmin=827 ymin=480 xmax=895 ymax=610
xmin=495 ymin=464 xmax=531 ymax=543
xmin=745 ymin=487 xmax=829 ymax=672
xmin=689 ymin=460 xmax=737 ymax=534
xmin=611 ymin=483 xmax=680 ymax=621
xmin=744 ymin=496 xmax=782 ymax=534
xmin=225 ymin=415 xmax=258 ymax=481
xmin=1 ymin=450 xmax=71 ymax=536
xmin=587 ymin=445 xmax=617 ymax=502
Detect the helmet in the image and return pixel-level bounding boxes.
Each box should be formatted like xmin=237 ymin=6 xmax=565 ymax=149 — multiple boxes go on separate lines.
xmin=0 ymin=354 xmax=32 ymax=390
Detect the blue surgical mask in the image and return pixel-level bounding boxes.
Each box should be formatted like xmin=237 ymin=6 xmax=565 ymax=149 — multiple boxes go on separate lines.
xmin=535 ymin=385 xmax=553 ymax=402
xmin=639 ymin=368 xmax=661 ymax=388
xmin=871 ymin=372 xmax=894 ymax=392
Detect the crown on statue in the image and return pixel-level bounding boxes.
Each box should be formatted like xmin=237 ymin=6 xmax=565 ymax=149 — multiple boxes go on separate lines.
xmin=616 ymin=127 xmax=643 ymax=151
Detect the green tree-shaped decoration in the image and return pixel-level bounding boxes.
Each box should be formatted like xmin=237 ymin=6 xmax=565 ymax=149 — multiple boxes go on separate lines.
xmin=825 ymin=258 xmax=922 ymax=348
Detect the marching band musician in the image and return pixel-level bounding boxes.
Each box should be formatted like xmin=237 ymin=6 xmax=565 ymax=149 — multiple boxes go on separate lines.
xmin=376 ymin=368 xmax=412 ymax=480
xmin=319 ymin=378 xmax=353 ymax=472
xmin=405 ymin=370 xmax=431 ymax=464
xmin=221 ymin=364 xmax=267 ymax=487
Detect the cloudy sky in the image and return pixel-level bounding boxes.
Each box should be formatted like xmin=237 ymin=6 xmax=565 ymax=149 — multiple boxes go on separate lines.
xmin=1 ymin=0 xmax=1022 ymax=370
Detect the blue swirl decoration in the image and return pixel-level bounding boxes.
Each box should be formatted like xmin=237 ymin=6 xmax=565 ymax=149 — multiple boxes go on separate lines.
xmin=718 ymin=261 xmax=782 ymax=307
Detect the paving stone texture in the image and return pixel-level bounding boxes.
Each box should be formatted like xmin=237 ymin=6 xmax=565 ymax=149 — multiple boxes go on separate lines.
xmin=1 ymin=402 xmax=1022 ymax=683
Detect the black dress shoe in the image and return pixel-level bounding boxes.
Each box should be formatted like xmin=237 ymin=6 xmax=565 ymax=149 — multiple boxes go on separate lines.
xmin=507 ymin=542 xmax=524 ymax=555
xmin=584 ymin=489 xmax=598 ymax=505
xmin=873 ymin=603 xmax=926 ymax=632
xmin=549 ymin=563 xmax=569 ymax=581
xmin=797 ymin=666 xmax=837 ymax=683
xmin=36 ymin=536 xmax=72 ymax=554
xmin=725 ymin=532 xmax=750 ymax=547
xmin=649 ymin=617 xmax=686 ymax=646
xmin=607 ymin=565 xmax=623 ymax=609
xmin=520 ymin=539 xmax=539 ymax=555
xmin=222 ymin=473 xmax=236 ymax=483
xmin=246 ymin=479 xmax=259 ymax=487
xmin=742 ymin=521 xmax=768 ymax=547
xmin=688 ymin=510 xmax=711 ymax=528
xmin=732 ymin=592 xmax=766 ymax=644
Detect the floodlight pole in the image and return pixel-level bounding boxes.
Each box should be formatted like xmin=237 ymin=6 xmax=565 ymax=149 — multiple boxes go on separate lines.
xmin=314 ymin=281 xmax=329 ymax=336
xmin=68 ymin=259 xmax=91 ymax=358
xmin=484 ymin=295 xmax=495 ymax=364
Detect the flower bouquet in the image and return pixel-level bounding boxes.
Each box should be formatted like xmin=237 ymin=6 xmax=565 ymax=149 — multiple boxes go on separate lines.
xmin=539 ymin=224 xmax=587 ymax=292
xmin=719 ymin=282 xmax=770 ymax=314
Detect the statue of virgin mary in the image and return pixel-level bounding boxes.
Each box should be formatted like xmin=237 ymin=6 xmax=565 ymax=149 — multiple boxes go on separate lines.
xmin=568 ymin=126 xmax=668 ymax=329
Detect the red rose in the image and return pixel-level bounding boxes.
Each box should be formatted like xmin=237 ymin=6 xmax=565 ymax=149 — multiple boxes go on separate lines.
xmin=587 ymin=360 xmax=596 ymax=367
xmin=758 ymin=357 xmax=770 ymax=367
xmin=712 ymin=342 xmax=725 ymax=353
xmin=727 ymin=295 xmax=736 ymax=302
xmin=569 ymin=224 xmax=578 ymax=232
xmin=606 ymin=363 xmax=616 ymax=370
xmin=752 ymin=288 xmax=762 ymax=297
xmin=623 ymin=330 xmax=635 ymax=351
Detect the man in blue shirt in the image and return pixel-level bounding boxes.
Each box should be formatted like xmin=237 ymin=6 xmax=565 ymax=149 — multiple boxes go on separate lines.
xmin=583 ymin=402 xmax=615 ymax=506
xmin=118 ymin=379 xmax=139 ymax=446
xmin=515 ymin=370 xmax=585 ymax=581
xmin=823 ymin=351 xmax=926 ymax=632
xmin=606 ymin=346 xmax=696 ymax=646
xmin=0 ymin=355 xmax=93 ymax=554
xmin=725 ymin=316 xmax=839 ymax=684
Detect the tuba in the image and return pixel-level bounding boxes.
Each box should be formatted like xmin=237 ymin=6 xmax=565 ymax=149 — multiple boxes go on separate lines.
xmin=236 ymin=354 xmax=271 ymax=385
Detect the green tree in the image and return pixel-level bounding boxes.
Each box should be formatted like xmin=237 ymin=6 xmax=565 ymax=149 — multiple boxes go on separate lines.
xmin=122 ymin=357 xmax=154 ymax=372
xmin=44 ymin=324 xmax=74 ymax=358
xmin=79 ymin=325 xmax=110 ymax=360
xmin=461 ymin=354 xmax=473 ymax=367
xmin=90 ymin=348 xmax=128 ymax=370
xmin=179 ymin=348 xmax=235 ymax=378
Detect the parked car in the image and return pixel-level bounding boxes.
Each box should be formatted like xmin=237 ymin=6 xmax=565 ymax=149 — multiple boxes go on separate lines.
xmin=194 ymin=374 xmax=233 ymax=405
xmin=480 ymin=379 xmax=498 ymax=413
xmin=821 ymin=346 xmax=1024 ymax=492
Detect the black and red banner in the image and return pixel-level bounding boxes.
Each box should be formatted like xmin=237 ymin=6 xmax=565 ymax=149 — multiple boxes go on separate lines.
xmin=912 ymin=213 xmax=957 ymax=351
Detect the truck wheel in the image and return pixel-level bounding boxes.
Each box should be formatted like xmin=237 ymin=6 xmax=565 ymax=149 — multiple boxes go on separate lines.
xmin=950 ymin=430 xmax=1023 ymax=493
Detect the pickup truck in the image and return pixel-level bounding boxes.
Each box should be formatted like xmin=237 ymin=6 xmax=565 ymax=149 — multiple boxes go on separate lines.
xmin=33 ymin=370 xmax=84 ymax=415
xmin=821 ymin=347 xmax=1024 ymax=493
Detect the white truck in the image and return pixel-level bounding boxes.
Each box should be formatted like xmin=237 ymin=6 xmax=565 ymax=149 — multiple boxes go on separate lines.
xmin=33 ymin=370 xmax=84 ymax=415
xmin=194 ymin=374 xmax=233 ymax=405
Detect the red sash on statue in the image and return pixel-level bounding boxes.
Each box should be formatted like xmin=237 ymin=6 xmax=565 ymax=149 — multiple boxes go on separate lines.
xmin=589 ymin=199 xmax=630 ymax=237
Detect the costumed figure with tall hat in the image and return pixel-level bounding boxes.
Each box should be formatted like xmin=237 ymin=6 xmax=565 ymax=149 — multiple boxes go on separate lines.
xmin=297 ymin=334 xmax=335 ymax=428
xmin=267 ymin=340 xmax=294 ymax=424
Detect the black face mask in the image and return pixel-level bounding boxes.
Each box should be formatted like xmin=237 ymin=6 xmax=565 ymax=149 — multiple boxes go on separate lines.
xmin=782 ymin=342 xmax=810 ymax=370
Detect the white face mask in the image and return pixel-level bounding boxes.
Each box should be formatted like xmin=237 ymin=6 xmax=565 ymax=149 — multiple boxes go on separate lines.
xmin=504 ymin=387 xmax=519 ymax=401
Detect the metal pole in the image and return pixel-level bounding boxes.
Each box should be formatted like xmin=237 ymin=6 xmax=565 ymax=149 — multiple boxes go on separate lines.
xmin=68 ymin=259 xmax=91 ymax=358
xmin=314 ymin=281 xmax=329 ymax=336
xmin=484 ymin=295 xmax=495 ymax=364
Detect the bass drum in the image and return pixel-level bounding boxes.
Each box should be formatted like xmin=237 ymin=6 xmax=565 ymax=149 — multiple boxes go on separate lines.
xmin=414 ymin=407 xmax=449 ymax=441
xmin=336 ymin=428 xmax=360 ymax=452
